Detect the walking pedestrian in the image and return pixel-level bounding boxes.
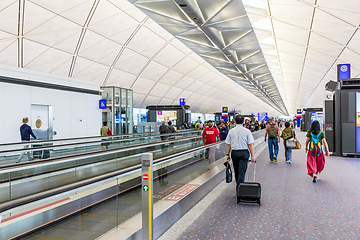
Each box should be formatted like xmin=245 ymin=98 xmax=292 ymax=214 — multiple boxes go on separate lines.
xmin=225 ymin=115 xmax=255 ymax=187
xmin=260 ymin=120 xmax=266 ymax=130
xmin=281 ymin=122 xmax=295 ymax=163
xmin=16 ymin=117 xmax=38 ymax=163
xmin=159 ymin=121 xmax=167 ymax=140
xmin=229 ymin=119 xmax=236 ymax=129
xmin=202 ymin=120 xmax=219 ymax=169
xmin=219 ymin=122 xmax=229 ymax=141
xmin=264 ymin=117 xmax=280 ymax=163
xmin=165 ymin=121 xmax=176 ymax=134
xmin=100 ymin=121 xmax=111 ymax=150
xmin=305 ymin=120 xmax=330 ymax=182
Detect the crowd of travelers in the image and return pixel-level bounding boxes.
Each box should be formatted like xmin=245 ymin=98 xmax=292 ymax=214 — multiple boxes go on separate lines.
xmin=15 ymin=114 xmax=330 ymax=185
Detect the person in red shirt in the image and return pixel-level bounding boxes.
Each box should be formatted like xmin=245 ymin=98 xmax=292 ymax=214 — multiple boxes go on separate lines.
xmin=202 ymin=120 xmax=220 ymax=169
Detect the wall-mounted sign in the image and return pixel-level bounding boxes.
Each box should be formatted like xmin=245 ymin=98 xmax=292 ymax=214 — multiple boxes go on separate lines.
xmin=337 ymin=64 xmax=350 ymax=82
xmin=115 ymin=115 xmax=120 ymax=124
xmin=99 ymin=99 xmax=106 ymax=109
xmin=180 ymin=98 xmax=186 ymax=106
xmin=232 ymin=108 xmax=235 ymax=113
xmin=157 ymin=111 xmax=162 ymax=115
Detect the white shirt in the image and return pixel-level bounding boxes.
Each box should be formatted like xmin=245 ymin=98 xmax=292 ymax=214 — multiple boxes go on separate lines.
xmin=225 ymin=125 xmax=255 ymax=150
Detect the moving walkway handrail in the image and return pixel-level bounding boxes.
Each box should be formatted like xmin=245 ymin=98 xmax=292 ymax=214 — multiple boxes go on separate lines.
xmin=0 ymin=135 xmax=204 ymax=172
xmin=0 ymin=141 xmax=222 ymax=214
xmin=0 ymin=130 xmax=201 ymax=156
xmin=0 ymin=128 xmax=197 ymax=147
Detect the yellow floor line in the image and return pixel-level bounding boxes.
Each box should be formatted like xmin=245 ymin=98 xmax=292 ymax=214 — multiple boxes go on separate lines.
xmin=82 ymin=213 xmax=130 ymax=218
xmin=33 ymin=235 xmax=75 ymax=240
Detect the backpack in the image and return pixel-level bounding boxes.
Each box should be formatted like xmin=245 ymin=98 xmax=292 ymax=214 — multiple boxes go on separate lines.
xmin=282 ymin=128 xmax=293 ymax=140
xmin=268 ymin=124 xmax=277 ymax=139
xmin=310 ymin=132 xmax=322 ymax=156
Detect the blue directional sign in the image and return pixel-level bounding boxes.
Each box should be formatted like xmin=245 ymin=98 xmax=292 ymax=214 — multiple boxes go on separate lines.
xmin=258 ymin=112 xmax=268 ymax=122
xmin=232 ymin=108 xmax=235 ymax=113
xmin=338 ymin=64 xmax=350 ymax=82
xmin=180 ymin=98 xmax=186 ymax=106
xmin=99 ymin=99 xmax=106 ymax=109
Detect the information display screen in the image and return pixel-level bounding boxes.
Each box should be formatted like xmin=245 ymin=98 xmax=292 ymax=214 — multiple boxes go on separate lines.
xmin=156 ymin=110 xmax=177 ymax=123
xmin=357 ymin=92 xmax=360 ymax=153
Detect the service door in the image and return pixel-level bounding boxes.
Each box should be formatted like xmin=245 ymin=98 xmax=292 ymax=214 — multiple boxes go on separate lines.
xmin=31 ymin=104 xmax=53 ymax=140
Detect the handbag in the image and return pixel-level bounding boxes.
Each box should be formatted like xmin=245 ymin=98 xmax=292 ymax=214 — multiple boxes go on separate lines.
xmin=108 ymin=128 xmax=112 ymax=136
xmin=223 ymin=162 xmax=232 ymax=183
xmin=286 ymin=138 xmax=296 ymax=148
xmin=294 ymin=138 xmax=301 ymax=150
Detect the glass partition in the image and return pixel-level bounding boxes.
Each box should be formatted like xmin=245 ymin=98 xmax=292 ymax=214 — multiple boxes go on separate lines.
xmin=101 ymin=87 xmax=133 ymax=135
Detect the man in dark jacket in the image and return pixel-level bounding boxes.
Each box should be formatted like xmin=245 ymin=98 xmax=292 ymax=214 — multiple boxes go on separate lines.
xmin=159 ymin=121 xmax=167 ymax=140
xmin=165 ymin=121 xmax=176 ymax=134
xmin=17 ymin=117 xmax=37 ymax=163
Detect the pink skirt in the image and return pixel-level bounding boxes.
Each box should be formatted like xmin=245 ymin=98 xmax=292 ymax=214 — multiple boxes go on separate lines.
xmin=307 ymin=151 xmax=325 ymax=177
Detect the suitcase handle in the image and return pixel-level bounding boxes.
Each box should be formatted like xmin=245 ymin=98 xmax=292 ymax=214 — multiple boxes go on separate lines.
xmin=245 ymin=161 xmax=256 ymax=182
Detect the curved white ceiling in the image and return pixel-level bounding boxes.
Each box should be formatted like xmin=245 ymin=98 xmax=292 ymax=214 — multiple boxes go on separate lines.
xmin=129 ymin=0 xmax=289 ymax=115
xmin=0 ymin=0 xmax=282 ymax=116
xmin=3 ymin=0 xmax=358 ymax=116
xmin=243 ymin=0 xmax=360 ymax=114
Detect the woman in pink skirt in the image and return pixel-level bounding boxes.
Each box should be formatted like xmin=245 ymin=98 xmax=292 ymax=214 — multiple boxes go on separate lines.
xmin=305 ymin=120 xmax=330 ymax=182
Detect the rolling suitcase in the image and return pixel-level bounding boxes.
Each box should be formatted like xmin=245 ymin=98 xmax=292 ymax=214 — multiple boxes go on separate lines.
xmin=237 ymin=161 xmax=261 ymax=205
xmin=32 ymin=143 xmax=51 ymax=159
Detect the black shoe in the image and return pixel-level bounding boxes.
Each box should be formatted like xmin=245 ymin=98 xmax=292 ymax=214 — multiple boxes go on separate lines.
xmin=313 ymin=175 xmax=317 ymax=182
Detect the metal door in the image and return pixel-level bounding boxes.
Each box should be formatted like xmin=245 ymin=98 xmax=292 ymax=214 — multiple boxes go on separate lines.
xmin=31 ymin=104 xmax=53 ymax=140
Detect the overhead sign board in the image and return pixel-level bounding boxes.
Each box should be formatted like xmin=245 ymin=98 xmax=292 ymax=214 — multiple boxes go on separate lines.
xmin=258 ymin=112 xmax=268 ymax=122
xmin=222 ymin=107 xmax=228 ymax=121
xmin=180 ymin=98 xmax=186 ymax=106
xmin=338 ymin=64 xmax=350 ymax=82
xmin=296 ymin=108 xmax=302 ymax=117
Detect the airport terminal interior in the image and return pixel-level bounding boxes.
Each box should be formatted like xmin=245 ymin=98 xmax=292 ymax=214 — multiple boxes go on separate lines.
xmin=1 ymin=0 xmax=360 ymax=239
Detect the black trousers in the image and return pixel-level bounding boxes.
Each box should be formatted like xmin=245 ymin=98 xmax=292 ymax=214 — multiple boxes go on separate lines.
xmin=231 ymin=149 xmax=250 ymax=185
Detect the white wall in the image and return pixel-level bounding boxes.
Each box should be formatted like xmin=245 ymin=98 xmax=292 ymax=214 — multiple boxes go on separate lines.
xmin=0 ymin=65 xmax=102 ymax=144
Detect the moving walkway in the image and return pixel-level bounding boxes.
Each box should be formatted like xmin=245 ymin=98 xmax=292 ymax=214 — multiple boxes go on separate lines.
xmin=0 ymin=130 xmax=200 ymax=166
xmin=0 ymin=130 xmax=266 ymax=240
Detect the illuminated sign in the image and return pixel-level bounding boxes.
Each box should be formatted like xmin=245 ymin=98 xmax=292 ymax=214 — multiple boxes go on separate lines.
xmin=258 ymin=112 xmax=268 ymax=122
xmin=337 ymin=64 xmax=350 ymax=82
xmin=296 ymin=108 xmax=302 ymax=117
xmin=222 ymin=107 xmax=228 ymax=121
xmin=99 ymin=99 xmax=106 ymax=109
xmin=180 ymin=98 xmax=186 ymax=106
xmin=357 ymin=92 xmax=360 ymax=153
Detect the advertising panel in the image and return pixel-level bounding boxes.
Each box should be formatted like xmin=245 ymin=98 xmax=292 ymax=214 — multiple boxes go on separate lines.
xmin=357 ymin=93 xmax=360 ymax=153
xmin=156 ymin=110 xmax=177 ymax=123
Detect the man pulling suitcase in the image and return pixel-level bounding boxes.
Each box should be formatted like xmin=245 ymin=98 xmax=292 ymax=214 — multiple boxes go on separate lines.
xmin=225 ymin=115 xmax=257 ymax=203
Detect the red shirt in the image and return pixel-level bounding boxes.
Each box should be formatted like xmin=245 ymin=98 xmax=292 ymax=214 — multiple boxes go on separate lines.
xmin=202 ymin=127 xmax=219 ymax=145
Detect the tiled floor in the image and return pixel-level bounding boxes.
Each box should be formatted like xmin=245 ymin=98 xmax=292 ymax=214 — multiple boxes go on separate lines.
xmin=179 ymin=130 xmax=360 ymax=239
